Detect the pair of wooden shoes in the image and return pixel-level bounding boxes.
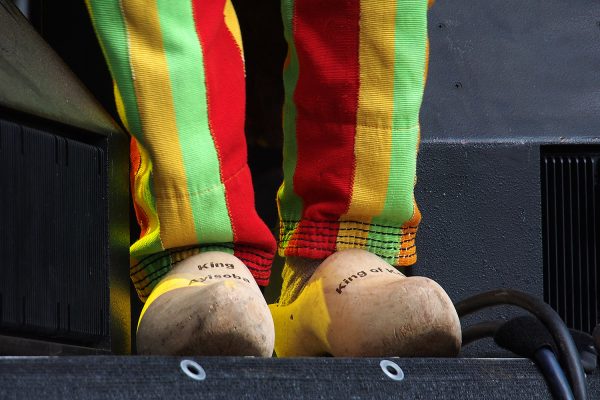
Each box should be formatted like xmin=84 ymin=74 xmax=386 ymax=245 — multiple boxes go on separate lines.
xmin=137 ymin=250 xmax=461 ymax=357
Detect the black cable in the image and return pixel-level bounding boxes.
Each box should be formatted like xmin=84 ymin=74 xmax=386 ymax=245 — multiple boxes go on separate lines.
xmin=463 ymin=318 xmax=597 ymax=373
xmin=535 ymin=347 xmax=575 ymax=400
xmin=461 ymin=320 xmax=503 ymax=347
xmin=463 ymin=316 xmax=577 ymax=398
xmin=454 ymin=289 xmax=587 ymax=400
xmin=494 ymin=316 xmax=572 ymax=400
xmin=569 ymin=329 xmax=597 ymax=374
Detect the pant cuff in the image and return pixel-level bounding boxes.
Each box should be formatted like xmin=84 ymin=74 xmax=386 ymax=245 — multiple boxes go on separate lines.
xmin=278 ymin=218 xmax=418 ymax=267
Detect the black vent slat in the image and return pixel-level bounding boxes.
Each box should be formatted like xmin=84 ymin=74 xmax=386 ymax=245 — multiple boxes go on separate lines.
xmin=542 ymin=158 xmax=551 ymax=311
xmin=556 ymin=157 xmax=566 ymax=320
xmin=567 ymin=158 xmax=575 ymax=328
xmin=589 ymin=158 xmax=600 ymax=328
xmin=584 ymin=158 xmax=592 ymax=332
xmin=572 ymin=158 xmax=582 ymax=330
xmin=0 ymin=118 xmax=109 ymax=344
xmin=581 ymin=157 xmax=592 ymax=332
xmin=542 ymin=147 xmax=600 ymax=333
xmin=583 ymin=158 xmax=592 ymax=332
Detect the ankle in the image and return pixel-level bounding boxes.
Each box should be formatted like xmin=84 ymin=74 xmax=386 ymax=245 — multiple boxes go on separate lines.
xmin=278 ymin=256 xmax=322 ymax=306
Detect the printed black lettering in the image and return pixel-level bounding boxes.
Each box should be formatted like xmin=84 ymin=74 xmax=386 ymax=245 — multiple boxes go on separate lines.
xmin=336 ymin=270 xmax=369 ymax=294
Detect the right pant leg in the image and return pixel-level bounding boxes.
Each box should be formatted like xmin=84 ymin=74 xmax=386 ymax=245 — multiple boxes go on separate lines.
xmin=86 ymin=0 xmax=276 ymax=301
xmin=278 ymin=0 xmax=429 ymax=267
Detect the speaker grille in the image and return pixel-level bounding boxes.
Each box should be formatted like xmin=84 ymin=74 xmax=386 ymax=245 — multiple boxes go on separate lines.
xmin=541 ymin=146 xmax=600 ymax=333
xmin=0 ymin=118 xmax=109 ymax=344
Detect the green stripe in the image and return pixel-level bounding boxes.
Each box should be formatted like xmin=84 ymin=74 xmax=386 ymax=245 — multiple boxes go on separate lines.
xmin=370 ymin=0 xmax=426 ymax=236
xmin=364 ymin=226 xmax=404 ymax=260
xmin=130 ymin=171 xmax=164 ymax=259
xmin=278 ymin=0 xmax=304 ymax=224
xmin=87 ymin=0 xmax=164 ymax=256
xmin=86 ymin=0 xmax=144 ymax=140
xmin=155 ymin=0 xmax=233 ymax=244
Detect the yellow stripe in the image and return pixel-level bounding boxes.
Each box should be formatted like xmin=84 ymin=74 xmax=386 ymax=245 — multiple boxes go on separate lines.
xmin=137 ymin=274 xmax=241 ymax=329
xmin=116 ymin=76 xmax=164 ymax=256
xmin=130 ymin=142 xmax=163 ymax=255
xmin=113 ymin=81 xmax=129 ymax=130
xmin=121 ymin=0 xmax=196 ymax=248
xmin=224 ymin=0 xmax=244 ymax=57
xmin=343 ymin=0 xmax=395 ymax=220
xmin=335 ymin=221 xmax=369 ymax=251
xmin=137 ymin=277 xmax=203 ymax=329
xmin=424 ymin=39 xmax=430 ymax=86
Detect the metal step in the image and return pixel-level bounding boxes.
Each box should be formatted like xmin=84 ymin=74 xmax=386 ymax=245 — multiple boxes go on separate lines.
xmin=0 ymin=356 xmax=598 ymax=399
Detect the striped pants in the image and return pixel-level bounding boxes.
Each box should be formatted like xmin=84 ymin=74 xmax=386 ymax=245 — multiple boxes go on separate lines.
xmin=86 ymin=0 xmax=430 ymax=302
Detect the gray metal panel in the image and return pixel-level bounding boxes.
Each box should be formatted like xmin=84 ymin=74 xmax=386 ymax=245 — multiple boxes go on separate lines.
xmin=422 ymin=0 xmax=600 ymax=141
xmin=0 ymin=335 xmax=109 ymax=356
xmin=414 ymin=141 xmax=543 ymax=355
xmin=0 ymin=1 xmax=120 ymax=138
xmin=417 ymin=0 xmax=600 ymax=354
xmin=416 ymin=141 xmax=542 ymax=301
xmin=0 ymin=356 xmax=598 ymax=399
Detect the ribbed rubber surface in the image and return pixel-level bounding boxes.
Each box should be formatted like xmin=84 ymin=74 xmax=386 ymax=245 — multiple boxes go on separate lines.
xmin=0 ymin=357 xmax=598 ymax=399
xmin=542 ymin=146 xmax=600 ymax=334
xmin=0 ymin=118 xmax=109 ymax=343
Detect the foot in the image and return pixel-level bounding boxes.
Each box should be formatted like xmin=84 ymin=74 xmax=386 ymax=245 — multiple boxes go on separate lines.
xmin=136 ymin=251 xmax=274 ymax=356
xmin=269 ymin=249 xmax=461 ymax=357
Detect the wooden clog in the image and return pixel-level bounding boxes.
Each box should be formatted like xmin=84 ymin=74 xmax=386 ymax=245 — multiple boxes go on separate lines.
xmin=137 ymin=251 xmax=274 ymax=356
xmin=270 ymin=249 xmax=461 ymax=357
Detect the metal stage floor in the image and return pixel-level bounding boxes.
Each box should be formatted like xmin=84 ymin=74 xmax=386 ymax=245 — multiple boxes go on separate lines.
xmin=0 ymin=356 xmax=598 ymax=399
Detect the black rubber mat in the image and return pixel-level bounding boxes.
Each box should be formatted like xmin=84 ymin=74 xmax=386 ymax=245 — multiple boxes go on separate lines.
xmin=0 ymin=356 xmax=597 ymax=399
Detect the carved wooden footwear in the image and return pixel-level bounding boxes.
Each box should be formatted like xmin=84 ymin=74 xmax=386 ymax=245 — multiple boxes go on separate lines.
xmin=270 ymin=249 xmax=461 ymax=357
xmin=137 ymin=251 xmax=274 ymax=356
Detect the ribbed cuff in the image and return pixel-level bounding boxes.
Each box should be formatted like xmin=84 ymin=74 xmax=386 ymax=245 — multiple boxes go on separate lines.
xmin=278 ymin=218 xmax=418 ymax=268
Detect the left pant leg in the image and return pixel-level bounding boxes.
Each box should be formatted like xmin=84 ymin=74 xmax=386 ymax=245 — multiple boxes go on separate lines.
xmin=278 ymin=0 xmax=429 ymax=268
xmin=86 ymin=0 xmax=276 ymax=301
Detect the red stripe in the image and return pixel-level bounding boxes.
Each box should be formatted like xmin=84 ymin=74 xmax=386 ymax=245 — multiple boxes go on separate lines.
xmin=130 ymin=138 xmax=150 ymax=238
xmin=292 ymin=0 xmax=360 ymax=221
xmin=223 ymin=165 xmax=276 ymax=280
xmin=191 ymin=0 xmax=245 ymax=185
xmin=191 ymin=0 xmax=275 ymax=280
